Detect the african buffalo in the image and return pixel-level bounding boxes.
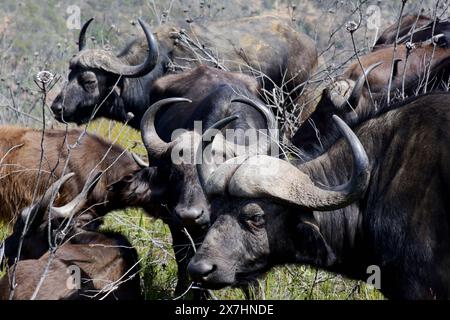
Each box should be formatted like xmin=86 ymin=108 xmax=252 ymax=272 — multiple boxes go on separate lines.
xmin=107 ymin=66 xmax=278 ymax=295
xmin=292 ymin=38 xmax=450 ymax=155
xmin=50 ymin=16 xmax=317 ymax=128
xmin=0 ymin=125 xmax=140 ymax=223
xmin=189 ymin=92 xmax=450 ymax=299
xmin=0 ymin=173 xmax=141 ymax=300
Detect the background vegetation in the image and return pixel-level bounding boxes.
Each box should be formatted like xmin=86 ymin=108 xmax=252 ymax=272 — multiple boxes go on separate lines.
xmin=0 ymin=0 xmax=444 ymax=299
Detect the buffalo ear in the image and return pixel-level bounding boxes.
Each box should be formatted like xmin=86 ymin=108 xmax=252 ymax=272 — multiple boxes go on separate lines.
xmin=106 ymin=167 xmax=167 ymax=205
xmin=318 ymin=88 xmax=335 ymax=111
xmin=111 ymin=76 xmax=125 ymax=97
xmin=293 ymin=215 xmax=336 ymax=267
xmin=316 ymin=88 xmax=349 ymax=117
xmin=106 ymin=180 xmax=119 ymax=192
xmin=107 ymin=172 xmax=137 ymax=192
xmin=120 ymin=173 xmax=136 ymax=184
xmin=113 ymin=83 xmax=123 ymax=97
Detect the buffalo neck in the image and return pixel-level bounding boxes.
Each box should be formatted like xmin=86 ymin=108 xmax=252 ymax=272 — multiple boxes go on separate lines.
xmin=295 ymin=117 xmax=390 ymax=279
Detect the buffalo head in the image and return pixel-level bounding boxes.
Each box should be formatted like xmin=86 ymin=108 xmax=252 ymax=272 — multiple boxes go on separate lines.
xmin=187 ymin=115 xmax=369 ymax=289
xmin=106 ymin=161 xmax=169 ymax=220
xmin=1 ymin=172 xmax=101 ymax=267
xmin=51 ymin=18 xmax=159 ymax=125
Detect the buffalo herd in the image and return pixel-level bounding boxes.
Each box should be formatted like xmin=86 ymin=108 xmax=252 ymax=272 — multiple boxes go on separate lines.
xmin=0 ymin=11 xmax=449 ymax=300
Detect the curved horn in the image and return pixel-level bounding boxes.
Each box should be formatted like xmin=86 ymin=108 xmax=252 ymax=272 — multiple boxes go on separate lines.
xmin=227 ymin=115 xmax=370 ymax=211
xmin=21 ymin=173 xmax=75 ymax=222
xmin=230 ymin=97 xmax=279 ymax=150
xmin=78 ymin=18 xmax=94 ymax=51
xmin=342 ymin=62 xmax=383 ymax=109
xmin=326 ymin=115 xmax=370 ymax=205
xmin=196 ymin=116 xmax=240 ymax=192
xmin=50 ymin=172 xmax=102 ymax=218
xmin=231 ymin=98 xmax=277 ymax=130
xmin=141 ymin=97 xmax=192 ymax=160
xmin=132 ymin=152 xmax=149 ymax=168
xmin=113 ymin=18 xmax=159 ymax=77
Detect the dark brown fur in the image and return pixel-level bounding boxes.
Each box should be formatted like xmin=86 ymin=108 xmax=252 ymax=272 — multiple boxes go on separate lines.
xmin=151 ymin=65 xmax=259 ymax=105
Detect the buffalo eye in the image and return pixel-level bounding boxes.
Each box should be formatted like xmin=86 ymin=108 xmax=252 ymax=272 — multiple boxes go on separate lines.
xmin=246 ymin=213 xmax=265 ymax=228
xmin=83 ymin=79 xmax=97 ymax=92
xmin=241 ymin=202 xmax=266 ymax=228
xmin=84 ymin=79 xmax=96 ymax=85
xmin=122 ymin=174 xmax=136 ymax=183
xmin=79 ymin=72 xmax=98 ymax=92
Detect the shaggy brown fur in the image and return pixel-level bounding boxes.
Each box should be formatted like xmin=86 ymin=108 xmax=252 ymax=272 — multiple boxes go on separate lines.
xmin=0 ymin=126 xmax=139 ymax=223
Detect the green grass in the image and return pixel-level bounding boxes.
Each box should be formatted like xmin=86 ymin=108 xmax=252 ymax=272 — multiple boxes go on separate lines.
xmin=102 ymin=209 xmax=178 ymax=300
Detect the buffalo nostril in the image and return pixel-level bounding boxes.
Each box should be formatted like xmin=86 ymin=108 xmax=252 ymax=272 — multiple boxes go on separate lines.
xmin=188 ymin=260 xmax=216 ymax=281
